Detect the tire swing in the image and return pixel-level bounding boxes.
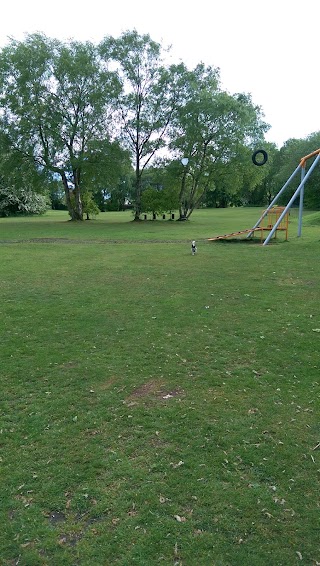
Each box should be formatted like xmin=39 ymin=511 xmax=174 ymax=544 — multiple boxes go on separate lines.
xmin=252 ymin=149 xmax=268 ymax=166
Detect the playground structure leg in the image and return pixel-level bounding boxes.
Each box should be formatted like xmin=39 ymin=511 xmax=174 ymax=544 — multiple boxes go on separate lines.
xmin=298 ymin=167 xmax=305 ymax=238
xmin=263 ymin=153 xmax=320 ymax=245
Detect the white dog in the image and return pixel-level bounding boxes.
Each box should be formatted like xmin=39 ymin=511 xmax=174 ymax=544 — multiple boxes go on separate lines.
xmin=191 ymin=240 xmax=197 ymax=255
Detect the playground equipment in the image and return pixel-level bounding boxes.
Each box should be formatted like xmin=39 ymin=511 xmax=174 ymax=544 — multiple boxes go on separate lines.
xmin=208 ymin=206 xmax=289 ymax=243
xmin=252 ymin=149 xmax=268 ymax=166
xmin=252 ymin=148 xmax=320 ymax=245
xmin=208 ymin=148 xmax=320 ymax=245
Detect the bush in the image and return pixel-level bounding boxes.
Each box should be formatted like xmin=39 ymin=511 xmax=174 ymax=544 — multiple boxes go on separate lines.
xmin=0 ymin=187 xmax=48 ymax=216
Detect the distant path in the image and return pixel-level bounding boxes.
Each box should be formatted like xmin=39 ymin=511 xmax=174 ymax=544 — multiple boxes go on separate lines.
xmin=0 ymin=238 xmax=207 ymax=245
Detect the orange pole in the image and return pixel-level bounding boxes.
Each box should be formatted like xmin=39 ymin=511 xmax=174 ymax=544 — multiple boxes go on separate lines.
xmin=300 ymin=148 xmax=320 ymax=168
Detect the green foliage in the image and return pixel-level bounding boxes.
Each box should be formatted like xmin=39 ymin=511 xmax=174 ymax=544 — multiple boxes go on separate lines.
xmin=239 ymin=142 xmax=280 ymax=206
xmin=102 ymin=175 xmax=134 ymax=212
xmin=1 ymin=28 xmax=320 ymax=227
xmin=82 ymin=139 xmax=132 ymax=197
xmin=169 ymin=64 xmax=269 ymax=217
xmin=269 ymin=132 xmax=320 ymax=209
xmin=0 ymin=186 xmax=48 ymax=216
xmin=0 ymin=129 xmax=51 ymax=194
xmin=81 ymin=190 xmax=100 ymax=219
xmin=0 ymin=33 xmax=120 ymax=220
xmin=140 ymin=186 xmax=179 ymax=215
xmin=99 ymin=31 xmax=186 ymax=219
xmin=140 ymin=164 xmax=179 ymax=214
xmin=0 ymin=130 xmax=52 ymax=215
xmin=141 ymin=187 xmax=164 ymax=214
xmin=49 ymin=179 xmax=67 ymax=210
xmin=161 ymin=185 xmax=180 ymax=213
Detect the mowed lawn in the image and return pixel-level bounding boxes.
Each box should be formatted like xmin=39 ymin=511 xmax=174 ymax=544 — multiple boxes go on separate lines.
xmin=0 ymin=208 xmax=319 ymax=565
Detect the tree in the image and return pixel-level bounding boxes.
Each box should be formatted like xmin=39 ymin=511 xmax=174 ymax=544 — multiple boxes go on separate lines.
xmin=169 ymin=65 xmax=269 ymax=218
xmin=0 ymin=33 xmax=120 ymax=220
xmin=81 ymin=190 xmax=100 ymax=219
xmin=270 ymin=133 xmax=320 ymax=209
xmin=141 ymin=187 xmax=164 ymax=216
xmin=99 ymin=30 xmax=185 ymax=220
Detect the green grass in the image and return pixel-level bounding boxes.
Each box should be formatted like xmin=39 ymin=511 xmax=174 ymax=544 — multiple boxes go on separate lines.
xmin=1 ymin=208 xmax=320 ymax=565
xmin=0 ymin=207 xmax=302 ymax=242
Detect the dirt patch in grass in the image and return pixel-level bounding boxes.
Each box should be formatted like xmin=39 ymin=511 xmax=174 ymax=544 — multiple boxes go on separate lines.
xmin=58 ymin=532 xmax=83 ymax=547
xmin=126 ymin=379 xmax=185 ymax=403
xmin=278 ymin=277 xmax=316 ymax=287
xmin=47 ymin=511 xmax=67 ymax=525
xmin=58 ymin=361 xmax=80 ymax=369
xmin=129 ymin=379 xmax=164 ymax=398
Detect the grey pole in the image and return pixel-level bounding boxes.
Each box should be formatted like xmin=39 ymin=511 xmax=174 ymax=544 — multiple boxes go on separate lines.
xmin=263 ymin=153 xmax=320 ymax=245
xmin=298 ymin=166 xmax=305 ymax=237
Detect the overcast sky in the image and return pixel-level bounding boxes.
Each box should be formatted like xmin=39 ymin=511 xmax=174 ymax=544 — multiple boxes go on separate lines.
xmin=1 ymin=0 xmax=319 ymax=148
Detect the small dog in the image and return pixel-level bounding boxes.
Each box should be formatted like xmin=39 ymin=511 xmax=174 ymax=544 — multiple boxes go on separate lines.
xmin=191 ymin=240 xmax=197 ymax=255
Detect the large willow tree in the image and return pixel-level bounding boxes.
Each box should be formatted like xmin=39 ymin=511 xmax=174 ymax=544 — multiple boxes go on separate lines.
xmin=0 ymin=33 xmax=120 ymax=220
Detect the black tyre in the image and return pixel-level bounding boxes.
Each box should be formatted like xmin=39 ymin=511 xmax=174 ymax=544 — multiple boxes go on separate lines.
xmin=252 ymin=149 xmax=268 ymax=166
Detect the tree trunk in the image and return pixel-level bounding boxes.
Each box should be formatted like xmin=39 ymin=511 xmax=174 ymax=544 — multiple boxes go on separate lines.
xmin=133 ymin=170 xmax=142 ymax=221
xmin=73 ymin=185 xmax=83 ymax=220
xmin=177 ymin=169 xmax=188 ymax=220
xmin=61 ymin=172 xmax=83 ymax=220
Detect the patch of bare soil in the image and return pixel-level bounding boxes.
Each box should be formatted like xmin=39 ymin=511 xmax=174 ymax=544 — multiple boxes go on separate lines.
xmin=47 ymin=511 xmax=67 ymax=525
xmin=126 ymin=379 xmax=185 ymax=403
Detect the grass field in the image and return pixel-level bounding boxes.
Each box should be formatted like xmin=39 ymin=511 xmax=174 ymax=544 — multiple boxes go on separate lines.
xmin=0 ymin=208 xmax=319 ymax=565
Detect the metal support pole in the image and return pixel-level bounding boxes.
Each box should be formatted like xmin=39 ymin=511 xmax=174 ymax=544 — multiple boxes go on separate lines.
xmin=263 ymin=153 xmax=320 ymax=245
xmin=298 ymin=167 xmax=305 ymax=237
xmin=247 ymin=163 xmax=301 ymax=237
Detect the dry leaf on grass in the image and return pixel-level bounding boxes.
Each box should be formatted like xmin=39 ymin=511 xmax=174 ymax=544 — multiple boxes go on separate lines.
xmin=174 ymin=515 xmax=186 ymax=522
xmin=170 ymin=460 xmax=184 ymax=468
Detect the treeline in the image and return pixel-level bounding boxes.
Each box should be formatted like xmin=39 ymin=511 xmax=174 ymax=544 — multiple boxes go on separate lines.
xmin=0 ymin=31 xmax=319 ymax=219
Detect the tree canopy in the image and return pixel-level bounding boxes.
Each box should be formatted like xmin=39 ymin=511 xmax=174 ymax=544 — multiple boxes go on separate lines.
xmin=0 ymin=30 xmax=319 ymax=220
xmin=99 ymin=30 xmax=187 ymax=219
xmin=0 ymin=33 xmax=120 ymax=219
xmin=168 ymin=65 xmax=269 ymax=217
